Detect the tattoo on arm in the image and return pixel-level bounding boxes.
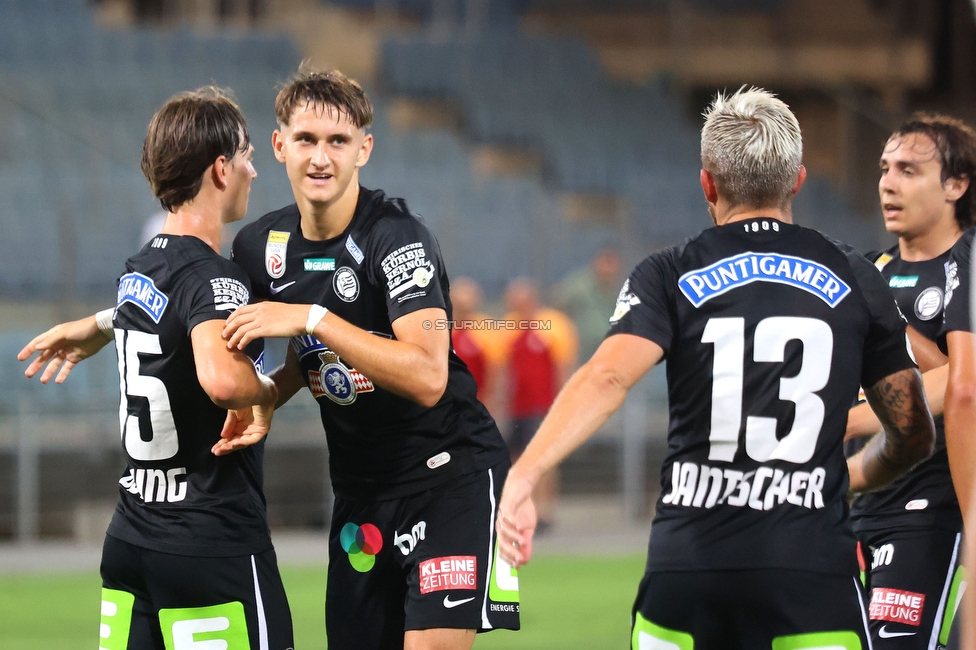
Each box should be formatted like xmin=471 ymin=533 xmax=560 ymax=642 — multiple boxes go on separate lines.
xmin=857 ymin=368 xmax=935 ymax=491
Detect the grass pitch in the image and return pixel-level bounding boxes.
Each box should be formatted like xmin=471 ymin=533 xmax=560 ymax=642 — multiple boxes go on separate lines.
xmin=0 ymin=554 xmax=644 ymax=649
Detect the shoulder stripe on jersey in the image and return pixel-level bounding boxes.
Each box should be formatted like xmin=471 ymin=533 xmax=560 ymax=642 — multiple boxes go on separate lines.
xmin=678 ymin=252 xmax=851 ymax=308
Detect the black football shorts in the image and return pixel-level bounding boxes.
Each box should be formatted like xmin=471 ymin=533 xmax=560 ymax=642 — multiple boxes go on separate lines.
xmin=99 ymin=534 xmax=294 ymax=650
xmin=325 ymin=461 xmax=520 ymax=649
xmin=632 ymin=568 xmax=871 ymax=650
xmin=859 ymin=527 xmax=963 ymax=649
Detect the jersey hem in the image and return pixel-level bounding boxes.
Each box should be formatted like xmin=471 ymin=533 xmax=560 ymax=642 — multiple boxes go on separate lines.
xmin=104 ymin=529 xmax=274 ymax=558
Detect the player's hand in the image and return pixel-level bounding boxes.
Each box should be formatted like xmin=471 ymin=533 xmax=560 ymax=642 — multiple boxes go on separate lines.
xmin=496 ymin=471 xmax=538 ymax=568
xmin=18 ymin=317 xmax=112 ymax=384
xmin=212 ymin=400 xmax=275 ymax=456
xmin=223 ymin=303 xmax=310 ymax=350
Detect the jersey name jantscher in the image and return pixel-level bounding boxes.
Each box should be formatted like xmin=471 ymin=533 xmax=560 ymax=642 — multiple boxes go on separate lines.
xmin=107 ymin=235 xmax=272 ymax=557
xmin=232 ymin=187 xmax=509 ymax=500
xmin=846 ymin=246 xmax=960 ymax=533
xmin=609 ymin=218 xmax=915 ymax=574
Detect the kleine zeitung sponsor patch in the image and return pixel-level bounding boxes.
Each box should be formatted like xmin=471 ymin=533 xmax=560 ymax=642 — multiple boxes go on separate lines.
xmin=869 ymin=587 xmax=925 ymax=625
xmin=419 ymin=556 xmax=477 ymax=594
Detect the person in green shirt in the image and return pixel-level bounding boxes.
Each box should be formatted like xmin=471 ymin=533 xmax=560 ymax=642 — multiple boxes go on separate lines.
xmin=553 ymin=246 xmax=622 ymax=363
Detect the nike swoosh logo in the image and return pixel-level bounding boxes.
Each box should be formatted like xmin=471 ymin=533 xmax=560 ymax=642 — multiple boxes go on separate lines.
xmin=443 ymin=595 xmax=476 ymax=609
xmin=878 ymin=626 xmax=916 ymax=638
xmin=269 ymin=280 xmax=296 ymax=294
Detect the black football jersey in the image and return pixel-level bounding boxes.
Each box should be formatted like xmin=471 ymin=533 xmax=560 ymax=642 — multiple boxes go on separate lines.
xmin=231 ymin=187 xmax=509 ymax=500
xmin=608 ymin=217 xmax=915 ymax=574
xmin=105 ymin=235 xmax=272 ymax=557
xmin=846 ymin=246 xmax=960 ymax=533
xmin=940 ymin=227 xmax=976 ymax=346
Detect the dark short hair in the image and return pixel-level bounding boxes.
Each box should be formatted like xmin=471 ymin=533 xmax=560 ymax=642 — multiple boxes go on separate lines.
xmin=274 ymin=66 xmax=373 ymax=129
xmin=141 ymin=87 xmax=250 ymax=212
xmin=891 ymin=113 xmax=976 ymax=230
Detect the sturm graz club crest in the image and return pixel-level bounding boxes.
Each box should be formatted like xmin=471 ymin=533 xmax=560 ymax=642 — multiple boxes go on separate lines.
xmin=333 ymin=266 xmax=360 ymax=302
xmin=308 ymin=351 xmax=374 ymax=405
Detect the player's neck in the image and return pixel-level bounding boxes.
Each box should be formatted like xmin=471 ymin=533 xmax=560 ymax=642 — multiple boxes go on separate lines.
xmin=898 ymin=216 xmax=961 ymax=262
xmin=298 ymin=180 xmax=361 ymax=241
xmin=715 ymin=204 xmax=793 ymax=226
xmin=161 ymin=206 xmax=223 ymax=253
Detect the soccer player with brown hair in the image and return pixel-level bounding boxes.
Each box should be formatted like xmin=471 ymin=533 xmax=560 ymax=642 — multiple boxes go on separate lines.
xmin=223 ymin=68 xmax=518 ymax=650
xmin=19 ymin=88 xmax=293 ymax=649
xmin=844 ymin=113 xmax=976 ymax=648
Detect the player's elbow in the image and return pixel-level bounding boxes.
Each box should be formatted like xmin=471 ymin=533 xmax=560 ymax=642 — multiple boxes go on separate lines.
xmin=412 ymin=367 xmax=448 ymax=408
xmin=947 ymin=378 xmax=976 ymax=413
xmin=945 ymin=379 xmax=976 ymax=435
xmin=199 ymin=369 xmax=251 ymax=410
xmin=910 ymin=419 xmax=936 ymax=464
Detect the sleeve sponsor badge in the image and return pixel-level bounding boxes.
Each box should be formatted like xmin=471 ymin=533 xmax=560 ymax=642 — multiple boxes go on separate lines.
xmin=210 ymin=277 xmax=249 ymax=312
xmin=610 ymin=279 xmax=641 ymax=323
xmin=381 ymin=242 xmax=435 ymax=303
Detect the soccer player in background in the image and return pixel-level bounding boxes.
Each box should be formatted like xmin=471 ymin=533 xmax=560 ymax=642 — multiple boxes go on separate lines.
xmin=222 ymin=68 xmax=519 ymax=649
xmin=495 ymin=87 xmax=936 ymax=649
xmin=17 ymin=89 xmax=293 ymax=649
xmin=843 ymin=114 xmax=975 ymax=648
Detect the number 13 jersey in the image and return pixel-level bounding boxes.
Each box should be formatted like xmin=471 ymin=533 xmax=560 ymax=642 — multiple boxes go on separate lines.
xmin=609 ymin=218 xmax=915 ymax=575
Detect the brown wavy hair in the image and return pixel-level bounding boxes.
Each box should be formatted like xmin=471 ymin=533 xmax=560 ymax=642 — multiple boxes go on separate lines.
xmin=141 ymin=87 xmax=249 ymax=212
xmin=274 ymin=65 xmax=373 ymax=129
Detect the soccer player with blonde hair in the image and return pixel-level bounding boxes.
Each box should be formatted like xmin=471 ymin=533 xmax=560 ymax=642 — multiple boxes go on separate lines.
xmin=496 ymin=87 xmax=936 ymax=649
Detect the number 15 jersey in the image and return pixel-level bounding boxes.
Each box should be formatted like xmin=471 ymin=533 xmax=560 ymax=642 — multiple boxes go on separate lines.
xmin=609 ymin=218 xmax=915 ymax=575
xmin=106 ymin=235 xmax=272 ymax=558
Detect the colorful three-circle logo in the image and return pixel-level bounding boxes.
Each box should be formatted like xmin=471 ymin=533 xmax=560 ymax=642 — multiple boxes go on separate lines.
xmin=340 ymin=522 xmax=383 ymax=572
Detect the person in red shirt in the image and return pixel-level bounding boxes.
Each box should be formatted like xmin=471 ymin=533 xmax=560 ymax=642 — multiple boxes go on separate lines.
xmin=498 ymin=277 xmax=577 ymax=530
xmin=449 ymin=277 xmax=494 ymax=403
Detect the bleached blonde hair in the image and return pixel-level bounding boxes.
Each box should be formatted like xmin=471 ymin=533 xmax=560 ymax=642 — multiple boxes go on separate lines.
xmin=701 ymin=86 xmax=803 ymax=209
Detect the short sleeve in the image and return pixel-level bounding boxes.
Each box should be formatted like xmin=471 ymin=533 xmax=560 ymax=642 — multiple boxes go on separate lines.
xmin=605 ymin=251 xmax=676 ymax=352
xmin=940 ymin=229 xmax=974 ymax=345
xmin=176 ymin=258 xmax=253 ymax=333
xmin=230 ymin=225 xmax=269 ymax=301
xmin=846 ymin=251 xmax=916 ymax=388
xmin=369 ymin=216 xmax=448 ymax=322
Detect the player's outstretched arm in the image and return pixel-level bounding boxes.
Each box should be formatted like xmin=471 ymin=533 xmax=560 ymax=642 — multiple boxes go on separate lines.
xmin=223 ymin=302 xmax=450 ymax=407
xmin=17 ymin=312 xmax=113 ymax=384
xmin=191 ymin=320 xmax=278 ymax=456
xmin=496 ymin=333 xmax=664 ymax=568
xmin=848 ymin=367 xmax=935 ymax=493
xmin=845 ymin=363 xmax=948 ymax=440
xmin=944 ymin=330 xmax=976 ymax=516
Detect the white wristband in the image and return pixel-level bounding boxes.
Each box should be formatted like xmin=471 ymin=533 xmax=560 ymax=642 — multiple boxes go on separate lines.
xmin=95 ymin=308 xmax=115 ymax=337
xmin=305 ymin=304 xmax=328 ymax=336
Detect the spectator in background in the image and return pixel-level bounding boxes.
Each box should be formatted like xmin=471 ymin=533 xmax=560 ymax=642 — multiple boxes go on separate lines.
xmin=554 ymin=246 xmax=622 ymax=363
xmin=497 ymin=277 xmax=577 ymax=531
xmin=450 ymin=276 xmax=496 ymax=404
